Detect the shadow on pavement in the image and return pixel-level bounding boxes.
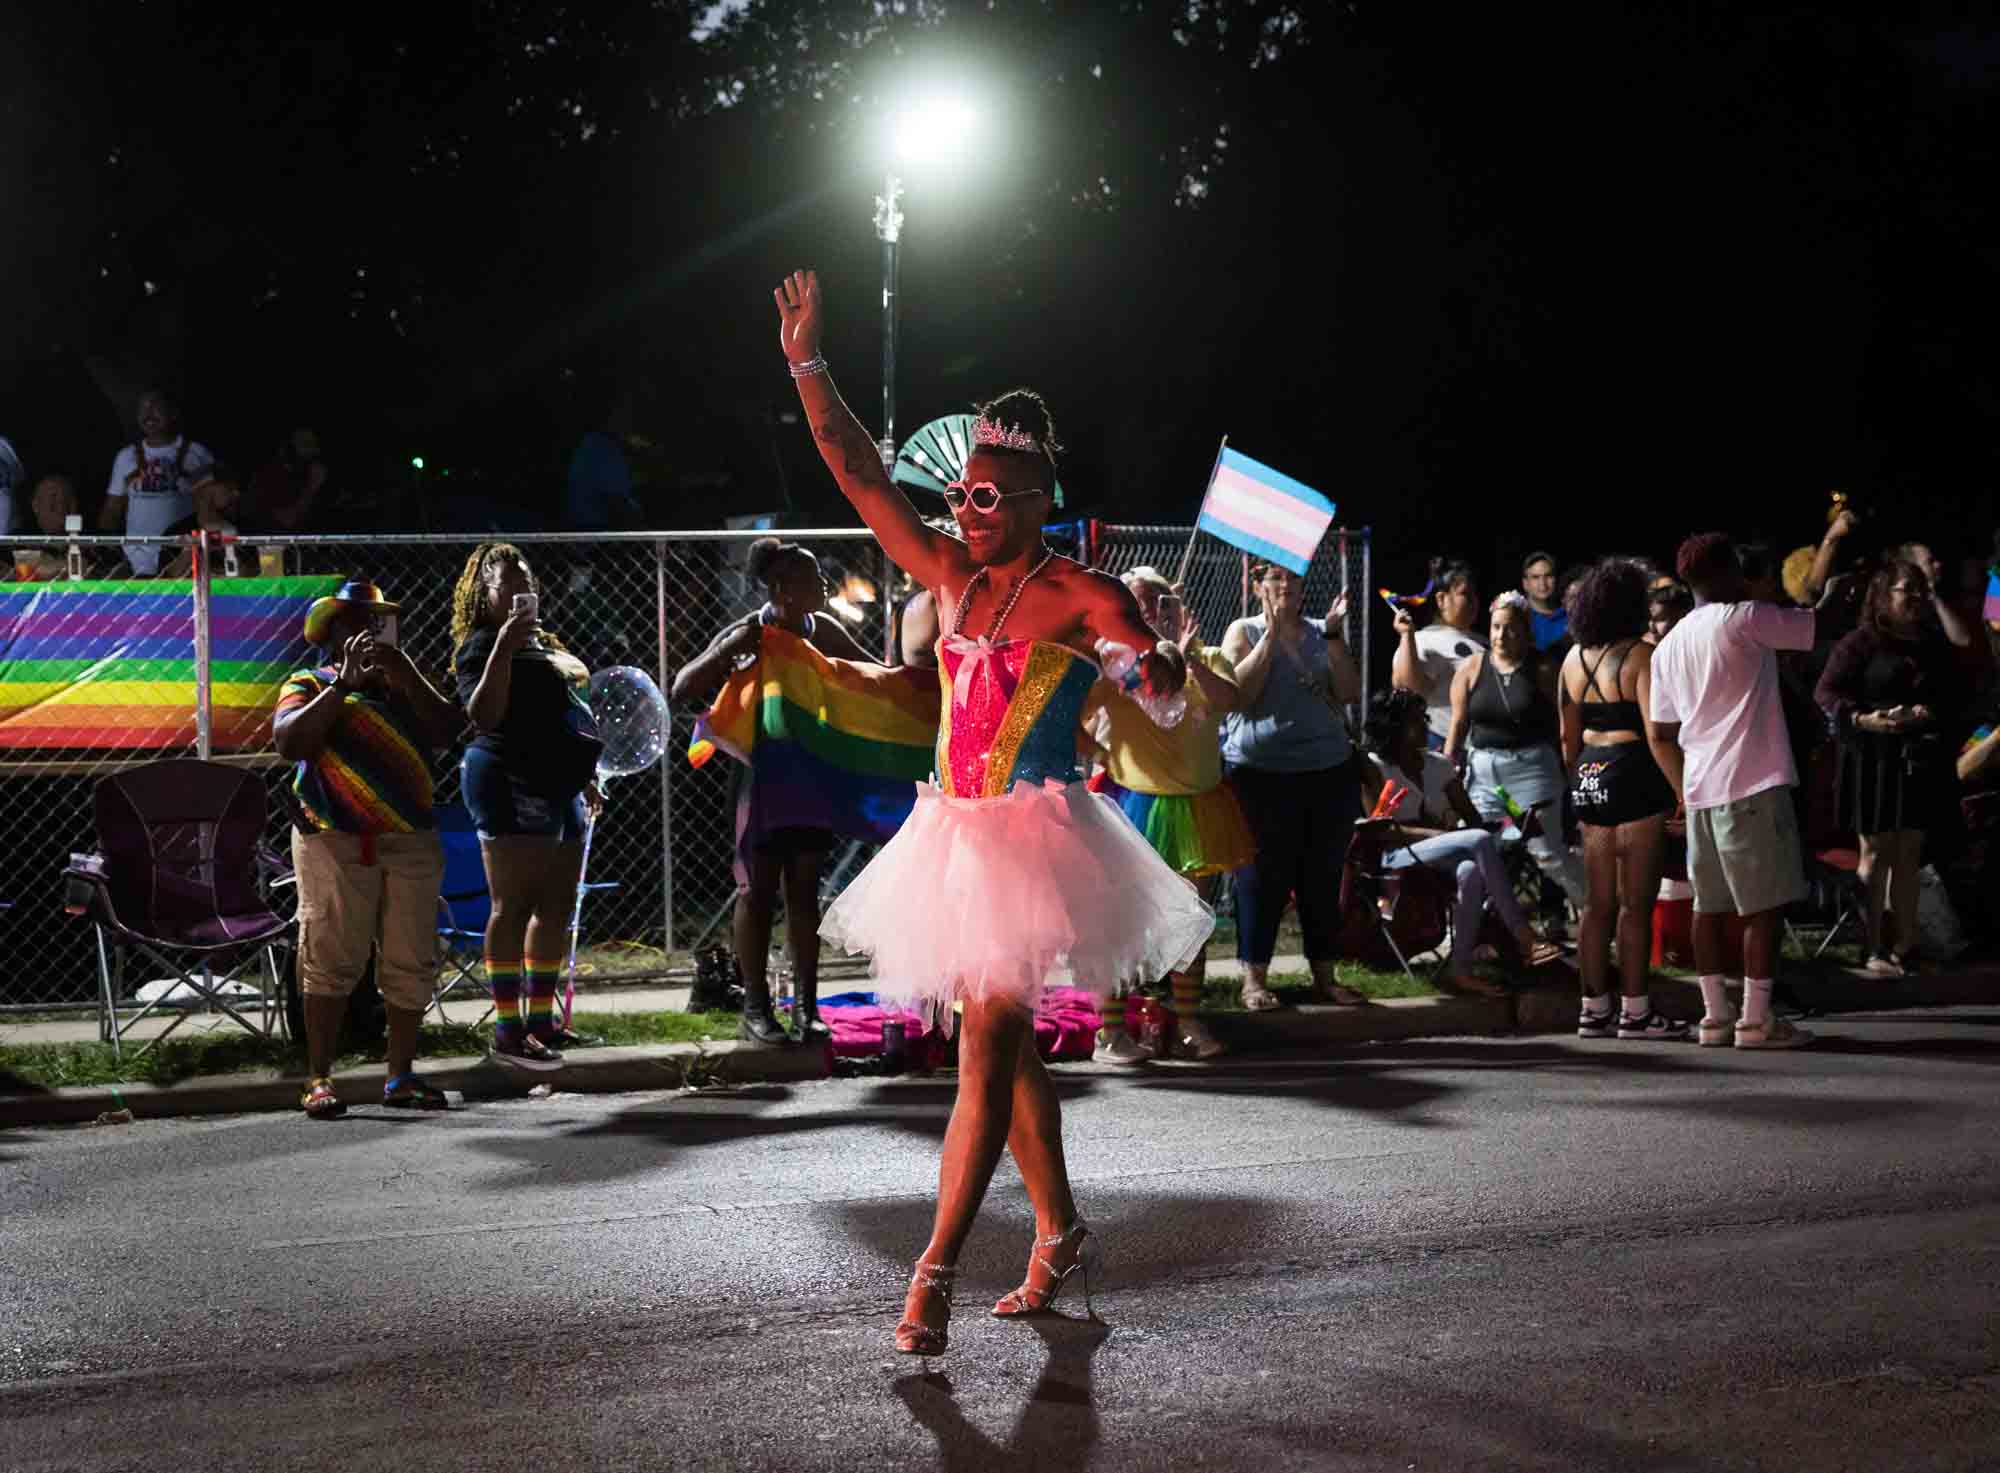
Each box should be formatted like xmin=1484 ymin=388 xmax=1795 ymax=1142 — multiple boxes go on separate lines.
xmin=461 ymin=1077 xmax=1116 ymax=1190
xmin=1607 ymin=1091 xmax=1948 ymax=1124
xmin=837 ymin=1190 xmax=1290 ymax=1294
xmin=1791 ymin=1033 xmax=2000 ymax=1062
xmin=893 ymin=1313 xmax=1111 ymax=1473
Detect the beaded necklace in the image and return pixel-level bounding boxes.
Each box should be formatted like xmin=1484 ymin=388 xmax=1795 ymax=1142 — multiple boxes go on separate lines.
xmin=952 ymin=546 xmax=1055 ymax=642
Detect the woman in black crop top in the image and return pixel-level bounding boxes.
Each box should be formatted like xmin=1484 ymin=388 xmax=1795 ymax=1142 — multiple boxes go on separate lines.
xmin=451 ymin=543 xmax=606 ymax=1072
xmin=1558 ymin=559 xmax=1685 ymax=1040
xmin=1447 ymin=593 xmax=1588 ymax=933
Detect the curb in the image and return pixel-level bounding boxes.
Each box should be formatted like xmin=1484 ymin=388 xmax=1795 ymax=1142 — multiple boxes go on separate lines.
xmin=0 ymin=1038 xmax=831 ymax=1128
xmin=3 ymin=968 xmax=1992 ymax=1128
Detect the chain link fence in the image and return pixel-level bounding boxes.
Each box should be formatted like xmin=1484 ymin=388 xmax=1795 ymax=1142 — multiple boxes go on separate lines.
xmin=0 ymin=524 xmax=1363 ymax=1012
xmin=1084 ymin=523 xmax=1373 ymax=724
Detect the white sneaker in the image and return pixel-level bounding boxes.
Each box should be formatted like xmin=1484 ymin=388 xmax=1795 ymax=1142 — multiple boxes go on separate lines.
xmin=1093 ymin=1028 xmax=1152 ymax=1066
xmin=1697 ymin=1011 xmax=1737 ymax=1047
xmin=1735 ymin=1015 xmax=1813 ymax=1050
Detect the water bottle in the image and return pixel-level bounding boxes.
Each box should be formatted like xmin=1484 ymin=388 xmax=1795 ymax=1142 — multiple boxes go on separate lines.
xmin=1094 ymin=639 xmax=1188 ymax=729
xmin=63 ymin=516 xmax=83 ymax=580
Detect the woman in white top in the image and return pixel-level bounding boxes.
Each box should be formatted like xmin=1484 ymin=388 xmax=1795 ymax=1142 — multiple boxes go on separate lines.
xmin=1357 ymin=689 xmax=1560 ymax=994
xmin=1391 ymin=557 xmax=1486 ymax=749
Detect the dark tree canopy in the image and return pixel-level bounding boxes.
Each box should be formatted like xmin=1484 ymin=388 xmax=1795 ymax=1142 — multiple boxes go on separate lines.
xmin=5 ymin=1 xmax=1999 ymax=583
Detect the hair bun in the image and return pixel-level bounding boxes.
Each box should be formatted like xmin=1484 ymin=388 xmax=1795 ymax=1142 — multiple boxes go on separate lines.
xmin=975 ymin=388 xmax=1064 ymax=458
xmin=746 ymin=536 xmax=784 ymax=583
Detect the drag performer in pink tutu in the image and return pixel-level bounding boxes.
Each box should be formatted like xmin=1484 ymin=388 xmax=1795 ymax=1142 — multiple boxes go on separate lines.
xmin=774 ymin=269 xmax=1213 ymax=1356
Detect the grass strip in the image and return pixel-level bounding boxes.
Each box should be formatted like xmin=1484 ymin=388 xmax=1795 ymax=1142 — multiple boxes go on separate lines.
xmin=0 ymin=1010 xmax=742 ymax=1091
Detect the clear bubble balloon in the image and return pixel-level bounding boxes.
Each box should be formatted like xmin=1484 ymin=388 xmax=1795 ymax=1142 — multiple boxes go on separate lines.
xmin=588 ymin=666 xmax=669 ymax=778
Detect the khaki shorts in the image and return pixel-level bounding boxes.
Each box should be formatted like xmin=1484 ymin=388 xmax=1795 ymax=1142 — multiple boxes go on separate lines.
xmin=292 ymin=829 xmax=445 ymax=1012
xmin=1686 ymin=788 xmax=1806 ymax=917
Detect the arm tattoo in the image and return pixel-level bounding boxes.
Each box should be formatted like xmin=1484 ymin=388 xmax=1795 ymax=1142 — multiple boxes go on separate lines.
xmin=813 ymin=415 xmax=881 ymax=481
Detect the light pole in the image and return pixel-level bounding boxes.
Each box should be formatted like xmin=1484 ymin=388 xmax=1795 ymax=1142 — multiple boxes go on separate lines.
xmin=873 ymin=95 xmax=977 ymax=473
xmin=874 ymin=172 xmax=904 ymax=471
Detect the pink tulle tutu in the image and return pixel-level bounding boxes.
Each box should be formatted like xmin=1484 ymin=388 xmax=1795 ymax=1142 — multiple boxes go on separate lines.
xmin=820 ymin=779 xmax=1215 ymax=1034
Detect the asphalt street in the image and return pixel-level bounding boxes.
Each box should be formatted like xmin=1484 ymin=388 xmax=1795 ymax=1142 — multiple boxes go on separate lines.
xmin=3 ymin=1006 xmax=1997 ymax=1471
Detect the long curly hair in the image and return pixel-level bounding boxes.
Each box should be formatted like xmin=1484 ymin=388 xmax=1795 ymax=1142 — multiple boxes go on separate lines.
xmin=449 ymin=542 xmax=569 ymax=656
xmin=1564 ymin=558 xmax=1651 ymax=648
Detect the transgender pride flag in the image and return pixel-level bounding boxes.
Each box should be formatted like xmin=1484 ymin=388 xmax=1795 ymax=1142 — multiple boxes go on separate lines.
xmin=1193 ymin=445 xmax=1336 ymax=576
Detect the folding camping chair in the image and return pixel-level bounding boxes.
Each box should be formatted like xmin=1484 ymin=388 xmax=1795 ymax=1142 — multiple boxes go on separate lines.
xmin=66 ymin=760 xmax=293 ymax=1057
xmin=429 ymin=800 xmax=493 ymax=1022
xmin=426 ymin=799 xmax=622 ymax=1024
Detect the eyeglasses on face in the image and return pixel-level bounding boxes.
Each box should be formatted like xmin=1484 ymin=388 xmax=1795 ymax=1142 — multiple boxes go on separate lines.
xmin=943 ymin=480 xmax=1044 ymax=513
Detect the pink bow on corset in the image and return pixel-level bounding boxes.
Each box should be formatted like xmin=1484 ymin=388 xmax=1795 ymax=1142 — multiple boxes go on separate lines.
xmin=942 ymin=635 xmax=1020 ymax=712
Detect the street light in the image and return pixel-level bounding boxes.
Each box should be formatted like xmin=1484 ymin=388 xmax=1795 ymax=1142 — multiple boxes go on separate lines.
xmin=874 ymin=94 xmax=979 ymax=469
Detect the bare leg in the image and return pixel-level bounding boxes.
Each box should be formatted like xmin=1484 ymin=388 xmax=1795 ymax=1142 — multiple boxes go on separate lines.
xmin=1742 ymin=908 xmax=1781 ymax=981
xmin=1692 ymin=910 xmax=1736 ymax=978
xmin=1614 ymin=814 xmax=1665 ymax=998
xmin=384 ymin=1004 xmax=422 ymax=1080
xmin=781 ymin=850 xmax=826 ymax=1013
xmin=304 ymin=993 xmax=347 ymax=1079
xmin=1857 ymin=832 xmax=1888 ymax=956
xmin=1578 ymin=824 xmax=1619 ymax=998
xmin=731 ymin=853 xmax=782 ymax=1007
xmin=1004 ymin=1039 xmax=1080 ymax=1239
xmin=521 ymin=838 xmax=585 ymax=975
xmin=1888 ymin=829 xmax=1924 ymax=961
xmin=903 ymin=995 xmax=1032 ymax=1334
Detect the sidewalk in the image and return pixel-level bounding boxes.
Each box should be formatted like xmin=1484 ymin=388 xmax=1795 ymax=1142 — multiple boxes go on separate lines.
xmin=1 ymin=956 xmax=1993 ymax=1128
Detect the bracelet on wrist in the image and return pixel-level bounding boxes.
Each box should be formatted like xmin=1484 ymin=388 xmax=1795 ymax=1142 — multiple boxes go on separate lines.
xmin=787 ymin=355 xmax=828 ymax=380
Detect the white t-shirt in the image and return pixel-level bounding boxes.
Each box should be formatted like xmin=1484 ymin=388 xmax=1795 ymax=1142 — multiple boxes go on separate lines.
xmin=1371 ymin=751 xmax=1459 ymax=825
xmin=0 ymin=436 xmax=23 ymax=534
xmin=1650 ymin=600 xmax=1814 ymax=809
xmin=106 ymin=437 xmax=213 ymax=575
xmin=1413 ymin=623 xmax=1487 ymax=738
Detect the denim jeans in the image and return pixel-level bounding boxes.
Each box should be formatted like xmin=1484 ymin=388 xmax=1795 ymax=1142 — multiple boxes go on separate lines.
xmin=1382 ymin=826 xmax=1530 ymax=955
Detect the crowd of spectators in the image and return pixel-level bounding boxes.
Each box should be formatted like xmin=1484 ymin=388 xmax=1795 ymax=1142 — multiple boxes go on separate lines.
xmin=1 ymin=388 xmax=346 ymax=580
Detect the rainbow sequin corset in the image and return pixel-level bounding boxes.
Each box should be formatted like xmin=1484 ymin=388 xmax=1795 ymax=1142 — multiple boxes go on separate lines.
xmin=934 ymin=636 xmax=1099 ymax=798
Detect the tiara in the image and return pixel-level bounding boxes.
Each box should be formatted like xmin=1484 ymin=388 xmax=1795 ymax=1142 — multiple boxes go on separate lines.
xmin=972 ymin=415 xmax=1041 ymax=453
xmin=1492 ymin=590 xmax=1529 ymax=611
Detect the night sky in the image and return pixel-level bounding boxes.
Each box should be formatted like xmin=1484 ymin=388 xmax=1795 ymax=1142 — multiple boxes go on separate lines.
xmin=7 ymin=2 xmax=1998 ymax=595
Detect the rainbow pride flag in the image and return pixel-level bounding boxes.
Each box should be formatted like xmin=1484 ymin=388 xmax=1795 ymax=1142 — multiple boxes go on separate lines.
xmin=689 ymin=624 xmax=938 ymax=842
xmin=0 ymin=576 xmax=341 ymax=751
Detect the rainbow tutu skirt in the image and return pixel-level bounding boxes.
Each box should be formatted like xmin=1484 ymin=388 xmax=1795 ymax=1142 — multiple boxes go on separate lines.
xmin=1090 ymin=774 xmax=1258 ymax=878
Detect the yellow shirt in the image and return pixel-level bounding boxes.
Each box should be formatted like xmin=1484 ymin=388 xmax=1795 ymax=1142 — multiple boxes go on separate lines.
xmin=1082 ymin=644 xmax=1235 ymax=797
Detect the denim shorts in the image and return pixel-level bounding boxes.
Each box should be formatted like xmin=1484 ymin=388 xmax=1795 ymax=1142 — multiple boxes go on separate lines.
xmin=461 ymin=746 xmax=588 ymax=843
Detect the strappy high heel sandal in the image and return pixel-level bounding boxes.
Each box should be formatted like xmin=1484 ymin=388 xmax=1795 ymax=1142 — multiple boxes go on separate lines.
xmin=992 ymin=1219 xmax=1096 ymax=1319
xmin=895 ymin=1260 xmax=957 ymax=1356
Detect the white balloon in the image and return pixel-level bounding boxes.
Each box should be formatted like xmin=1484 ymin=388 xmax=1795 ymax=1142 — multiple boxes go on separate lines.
xmin=588 ymin=666 xmax=669 ymax=778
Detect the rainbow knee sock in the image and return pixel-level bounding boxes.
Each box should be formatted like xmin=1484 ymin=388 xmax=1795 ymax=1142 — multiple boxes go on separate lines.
xmin=488 ymin=959 xmax=523 ymax=1047
xmin=525 ymin=957 xmax=562 ymax=1039
xmin=1099 ymin=994 xmax=1126 ymax=1038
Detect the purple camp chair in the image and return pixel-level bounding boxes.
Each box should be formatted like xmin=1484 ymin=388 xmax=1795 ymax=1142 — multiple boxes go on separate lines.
xmin=66 ymin=760 xmax=293 ymax=1057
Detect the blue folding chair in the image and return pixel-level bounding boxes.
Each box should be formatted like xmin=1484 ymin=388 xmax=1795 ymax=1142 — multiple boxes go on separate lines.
xmin=429 ymin=800 xmax=493 ymax=1023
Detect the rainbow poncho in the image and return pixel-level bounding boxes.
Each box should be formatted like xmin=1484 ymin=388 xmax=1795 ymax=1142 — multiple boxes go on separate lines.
xmin=688 ymin=624 xmax=938 ymax=843
xmin=0 ymin=576 xmax=340 ymax=751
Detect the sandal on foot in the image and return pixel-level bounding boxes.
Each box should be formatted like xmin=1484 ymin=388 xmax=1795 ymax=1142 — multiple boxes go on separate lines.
xmin=1521 ymin=940 xmax=1564 ymax=969
xmin=1448 ymin=972 xmax=1510 ymax=998
xmin=1239 ymin=982 xmax=1283 ymax=1011
xmin=1324 ymin=984 xmax=1374 ymax=1007
xmin=993 ymin=1220 xmax=1097 ymax=1319
xmin=301 ymin=1077 xmax=346 ymax=1120
xmin=895 ymin=1261 xmax=957 ymax=1356
xmin=382 ymin=1072 xmax=450 ymax=1110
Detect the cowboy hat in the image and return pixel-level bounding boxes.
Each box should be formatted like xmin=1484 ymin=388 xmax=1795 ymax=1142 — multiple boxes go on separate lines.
xmin=303 ymin=579 xmax=400 ymax=645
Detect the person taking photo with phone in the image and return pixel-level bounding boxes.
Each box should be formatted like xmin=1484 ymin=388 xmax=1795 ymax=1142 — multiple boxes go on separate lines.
xmin=451 ymin=543 xmax=605 ymax=1071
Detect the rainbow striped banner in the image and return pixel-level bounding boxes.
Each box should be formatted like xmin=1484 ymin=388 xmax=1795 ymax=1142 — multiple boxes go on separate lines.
xmin=0 ymin=576 xmax=340 ymax=750
xmin=689 ymin=624 xmax=938 ymax=842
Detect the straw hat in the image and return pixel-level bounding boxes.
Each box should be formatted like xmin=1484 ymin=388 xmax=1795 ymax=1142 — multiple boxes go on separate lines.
xmin=303 ymin=579 xmax=400 ymax=645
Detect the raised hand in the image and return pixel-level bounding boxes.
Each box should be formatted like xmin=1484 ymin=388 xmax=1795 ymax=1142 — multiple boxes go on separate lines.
xmin=773 ymin=269 xmax=824 ymax=364
xmin=1326 ymin=590 xmax=1350 ymax=631
xmin=337 ymin=632 xmax=377 ymax=690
